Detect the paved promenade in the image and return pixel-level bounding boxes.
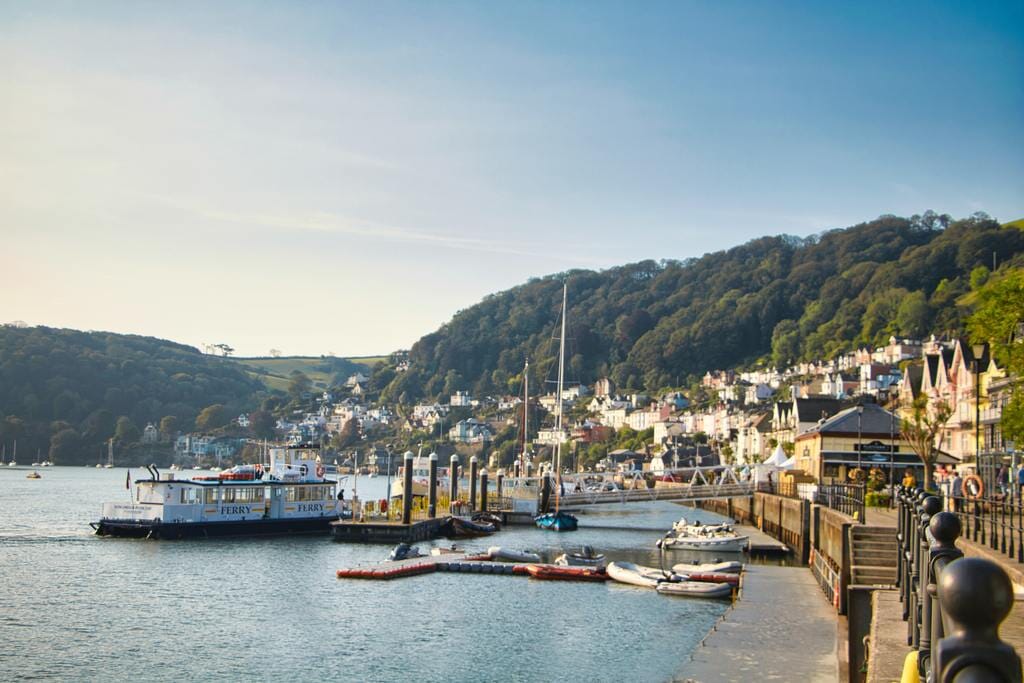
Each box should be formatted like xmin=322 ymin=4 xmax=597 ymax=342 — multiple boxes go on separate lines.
xmin=676 ymin=565 xmax=837 ymax=682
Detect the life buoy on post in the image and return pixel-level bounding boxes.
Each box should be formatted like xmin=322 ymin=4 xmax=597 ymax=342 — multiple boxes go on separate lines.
xmin=963 ymin=474 xmax=984 ymax=501
xmin=316 ymin=464 xmax=326 ymax=478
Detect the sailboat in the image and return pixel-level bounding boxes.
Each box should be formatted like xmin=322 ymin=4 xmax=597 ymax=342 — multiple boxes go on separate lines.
xmin=535 ymin=283 xmax=578 ymax=532
xmin=8 ymin=440 xmax=17 ymax=467
xmin=517 ymin=359 xmax=531 ymax=477
xmin=104 ymin=439 xmax=114 ymax=468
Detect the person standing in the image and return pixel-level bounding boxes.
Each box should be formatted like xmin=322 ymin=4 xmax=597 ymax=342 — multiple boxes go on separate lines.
xmin=1017 ymin=464 xmax=1024 ymax=502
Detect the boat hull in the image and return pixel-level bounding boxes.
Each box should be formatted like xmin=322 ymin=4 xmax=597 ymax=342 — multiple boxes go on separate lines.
xmin=535 ymin=511 xmax=578 ymax=532
xmin=664 ymin=536 xmax=748 ymax=552
xmin=91 ymin=515 xmax=341 ymax=540
xmin=656 ymin=581 xmax=733 ymax=599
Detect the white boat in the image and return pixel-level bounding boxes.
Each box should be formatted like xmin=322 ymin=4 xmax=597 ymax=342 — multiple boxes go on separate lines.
xmin=554 ymin=545 xmax=606 ymax=568
xmin=656 ymin=581 xmax=733 ymax=599
xmin=663 ymin=531 xmax=749 ymax=552
xmin=169 ymin=463 xmax=181 ymax=471
xmin=104 ymin=439 xmax=114 ymax=468
xmin=606 ymin=561 xmax=681 ymax=588
xmin=673 ymin=517 xmax=734 ymax=535
xmin=488 ymin=546 xmax=542 ymax=563
xmin=91 ymin=443 xmax=343 ymax=539
xmin=390 ymin=452 xmax=450 ymax=500
xmin=671 ymin=560 xmax=744 ymax=575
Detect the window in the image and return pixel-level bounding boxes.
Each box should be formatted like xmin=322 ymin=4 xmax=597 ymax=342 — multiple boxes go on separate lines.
xmin=204 ymin=488 xmax=218 ymax=504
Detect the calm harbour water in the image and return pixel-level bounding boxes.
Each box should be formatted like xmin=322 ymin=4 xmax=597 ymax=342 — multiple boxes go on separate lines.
xmin=0 ymin=467 xmax=735 ymax=682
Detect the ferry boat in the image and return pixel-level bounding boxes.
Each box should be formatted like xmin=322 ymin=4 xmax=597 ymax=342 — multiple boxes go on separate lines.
xmin=389 ymin=452 xmax=450 ymax=500
xmin=91 ymin=444 xmax=343 ymax=539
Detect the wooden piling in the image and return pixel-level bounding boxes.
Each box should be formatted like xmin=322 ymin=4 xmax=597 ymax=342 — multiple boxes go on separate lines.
xmin=480 ymin=469 xmax=489 ymax=511
xmin=449 ymin=454 xmax=459 ymax=514
xmin=428 ymin=452 xmax=438 ymax=518
xmin=469 ymin=456 xmax=479 ymax=512
xmin=402 ymin=450 xmax=414 ymax=525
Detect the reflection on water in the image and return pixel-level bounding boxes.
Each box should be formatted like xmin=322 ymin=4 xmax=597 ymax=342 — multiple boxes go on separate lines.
xmin=1 ymin=467 xmax=742 ymax=682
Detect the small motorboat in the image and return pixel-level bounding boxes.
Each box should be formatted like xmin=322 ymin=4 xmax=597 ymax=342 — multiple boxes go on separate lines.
xmin=488 ymin=546 xmax=542 ymax=563
xmin=554 ymin=545 xmax=606 ymax=569
xmin=673 ymin=517 xmax=734 ymax=535
xmin=663 ymin=532 xmax=749 ymax=552
xmin=472 ymin=512 xmax=503 ymax=530
xmin=442 ymin=516 xmax=498 ymax=538
xmin=535 ymin=510 xmax=578 ymax=532
xmin=525 ymin=564 xmax=607 ymax=582
xmin=388 ymin=543 xmax=423 ymax=561
xmin=26 ymin=471 xmax=42 ymax=479
xmin=431 ymin=545 xmax=462 ymax=556
xmin=671 ymin=560 xmax=744 ymax=575
xmin=656 ymin=581 xmax=733 ymax=599
xmin=606 ymin=561 xmax=682 ymax=588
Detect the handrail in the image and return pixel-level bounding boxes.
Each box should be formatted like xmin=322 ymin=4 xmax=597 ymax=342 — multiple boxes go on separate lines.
xmin=895 ymin=485 xmax=1022 ymax=681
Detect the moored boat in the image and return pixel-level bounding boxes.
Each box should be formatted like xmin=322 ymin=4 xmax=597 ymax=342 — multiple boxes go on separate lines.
xmin=488 ymin=546 xmax=542 ymax=563
xmin=442 ymin=516 xmax=497 ymax=538
xmin=535 ymin=510 xmax=578 ymax=532
xmin=671 ymin=560 xmax=744 ymax=575
xmin=663 ymin=531 xmax=749 ymax=552
xmin=656 ymin=581 xmax=733 ymax=599
xmin=606 ymin=561 xmax=681 ymax=588
xmin=525 ymin=564 xmax=607 ymax=582
xmin=91 ymin=443 xmax=343 ymax=539
xmin=26 ymin=470 xmax=41 ymax=479
xmin=554 ymin=545 xmax=605 ymax=568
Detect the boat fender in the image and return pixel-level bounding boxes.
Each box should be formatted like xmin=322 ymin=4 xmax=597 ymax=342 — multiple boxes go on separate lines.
xmin=300 ymin=464 xmax=309 ymax=476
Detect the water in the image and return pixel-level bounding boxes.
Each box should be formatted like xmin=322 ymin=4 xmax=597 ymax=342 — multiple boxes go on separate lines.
xmin=0 ymin=467 xmax=737 ymax=682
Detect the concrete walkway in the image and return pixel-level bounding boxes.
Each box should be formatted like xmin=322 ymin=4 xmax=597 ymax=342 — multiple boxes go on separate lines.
xmin=676 ymin=565 xmax=837 ymax=682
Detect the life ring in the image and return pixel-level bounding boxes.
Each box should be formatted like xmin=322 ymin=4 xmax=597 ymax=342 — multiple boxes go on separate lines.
xmin=963 ymin=474 xmax=984 ymax=501
xmin=316 ymin=464 xmax=326 ymax=478
xmin=300 ymin=464 xmax=309 ymax=476
xmin=254 ymin=463 xmax=263 ymax=475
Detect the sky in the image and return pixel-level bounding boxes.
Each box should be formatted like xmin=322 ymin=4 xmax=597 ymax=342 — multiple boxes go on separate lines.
xmin=1 ymin=1 xmax=1022 ymax=357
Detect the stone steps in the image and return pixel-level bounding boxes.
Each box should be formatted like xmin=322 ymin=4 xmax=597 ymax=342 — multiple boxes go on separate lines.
xmin=851 ymin=525 xmax=898 ymax=585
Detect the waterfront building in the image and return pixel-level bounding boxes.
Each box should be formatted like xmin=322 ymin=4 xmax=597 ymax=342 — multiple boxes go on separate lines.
xmin=793 ymin=403 xmax=955 ymax=484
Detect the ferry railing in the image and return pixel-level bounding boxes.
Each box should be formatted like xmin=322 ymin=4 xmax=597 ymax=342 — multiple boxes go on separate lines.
xmin=895 ymin=486 xmax=1022 ymax=681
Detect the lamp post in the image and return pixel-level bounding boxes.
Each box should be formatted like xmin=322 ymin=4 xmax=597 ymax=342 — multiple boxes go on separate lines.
xmin=889 ymin=397 xmax=896 ymax=507
xmin=856 ymin=403 xmax=864 ymax=477
xmin=972 ymin=343 xmax=986 ymax=493
xmin=385 ymin=444 xmax=393 ymax=501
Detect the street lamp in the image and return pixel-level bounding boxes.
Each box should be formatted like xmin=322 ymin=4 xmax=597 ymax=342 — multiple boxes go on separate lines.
xmin=856 ymin=403 xmax=864 ymax=477
xmin=973 ymin=343 xmax=986 ymax=492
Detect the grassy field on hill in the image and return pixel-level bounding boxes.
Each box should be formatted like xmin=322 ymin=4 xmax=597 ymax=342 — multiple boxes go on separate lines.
xmin=232 ymin=356 xmax=380 ymax=392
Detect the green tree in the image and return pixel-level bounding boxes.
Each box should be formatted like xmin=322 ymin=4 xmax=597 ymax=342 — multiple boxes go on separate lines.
xmin=159 ymin=415 xmax=179 ymax=440
xmin=333 ymin=418 xmax=360 ymax=449
xmin=195 ymin=404 xmax=228 ymax=432
xmin=49 ymin=428 xmax=81 ymax=464
xmin=901 ymin=395 xmax=953 ymax=491
xmin=771 ymin=319 xmax=800 ymax=367
xmin=895 ymin=291 xmax=930 ymax=337
xmin=248 ymin=410 xmax=276 ymax=440
xmin=970 ymin=265 xmax=990 ymax=290
xmin=114 ymin=416 xmax=141 ymax=444
xmin=288 ymin=371 xmax=312 ymax=401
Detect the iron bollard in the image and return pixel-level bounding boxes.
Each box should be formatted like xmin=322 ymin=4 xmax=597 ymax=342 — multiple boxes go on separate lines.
xmin=911 ymin=496 xmax=942 ymax=649
xmin=933 ymin=557 xmax=1022 ymax=683
xmin=920 ymin=511 xmax=963 ymax=677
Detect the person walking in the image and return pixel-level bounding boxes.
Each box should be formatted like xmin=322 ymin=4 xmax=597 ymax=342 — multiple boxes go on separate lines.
xmin=950 ymin=471 xmax=963 ymax=513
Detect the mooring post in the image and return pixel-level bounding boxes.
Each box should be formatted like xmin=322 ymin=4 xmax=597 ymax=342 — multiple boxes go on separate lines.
xmin=449 ymin=454 xmax=460 ymax=514
xmin=540 ymin=472 xmax=551 ymax=514
xmin=428 ymin=452 xmax=438 ymax=519
xmin=480 ymin=469 xmax=489 ymax=512
xmin=401 ymin=450 xmax=414 ymax=525
xmin=469 ymin=456 xmax=479 ymax=512
xmin=496 ymin=469 xmax=504 ymax=501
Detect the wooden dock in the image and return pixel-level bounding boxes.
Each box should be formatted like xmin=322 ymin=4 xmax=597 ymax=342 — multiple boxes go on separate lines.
xmin=330 ymin=516 xmax=448 ymax=543
xmin=737 ymin=523 xmax=791 ymax=555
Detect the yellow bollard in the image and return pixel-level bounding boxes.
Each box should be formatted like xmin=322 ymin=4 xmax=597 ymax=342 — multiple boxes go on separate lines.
xmin=900 ymin=651 xmax=919 ymax=683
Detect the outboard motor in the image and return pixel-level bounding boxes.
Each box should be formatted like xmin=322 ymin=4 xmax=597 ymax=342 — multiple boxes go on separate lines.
xmin=389 ymin=543 xmax=419 ymax=561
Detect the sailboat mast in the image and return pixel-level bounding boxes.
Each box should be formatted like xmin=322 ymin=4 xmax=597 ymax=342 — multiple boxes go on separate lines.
xmin=521 ymin=359 xmax=529 ymax=476
xmin=554 ymin=282 xmax=567 ymax=509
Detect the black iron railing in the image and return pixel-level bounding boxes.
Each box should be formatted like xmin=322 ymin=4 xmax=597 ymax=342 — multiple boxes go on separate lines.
xmin=758 ymin=480 xmax=866 ymax=522
xmin=896 ymin=486 xmax=1022 ymax=681
xmin=945 ymin=493 xmax=1024 ymax=564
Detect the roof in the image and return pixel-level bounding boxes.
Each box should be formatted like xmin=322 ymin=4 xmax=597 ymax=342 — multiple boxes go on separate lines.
xmin=797 ymin=403 xmax=900 ymax=440
xmin=793 ymin=397 xmax=842 ymax=424
xmin=904 ymin=364 xmax=924 ymax=399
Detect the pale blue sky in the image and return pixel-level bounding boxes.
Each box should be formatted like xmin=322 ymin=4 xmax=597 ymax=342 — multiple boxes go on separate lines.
xmin=1 ymin=1 xmax=1021 ymax=356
